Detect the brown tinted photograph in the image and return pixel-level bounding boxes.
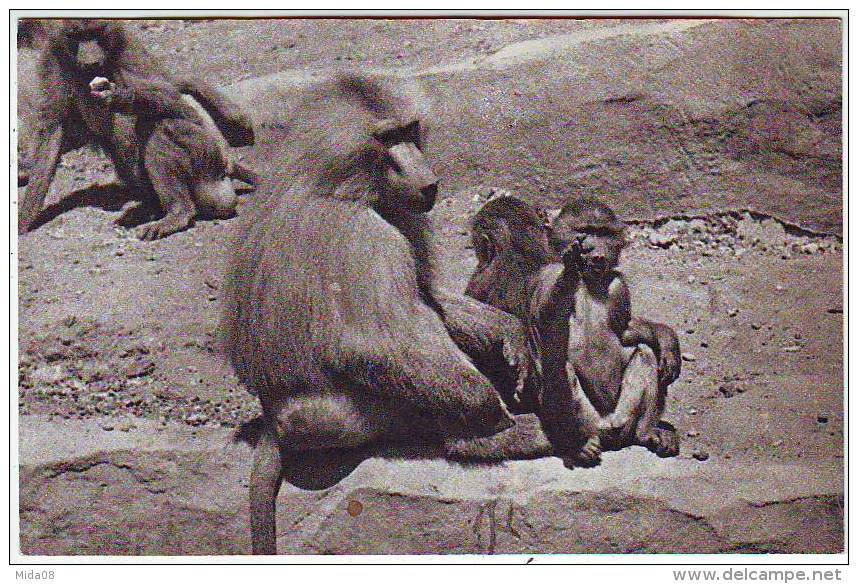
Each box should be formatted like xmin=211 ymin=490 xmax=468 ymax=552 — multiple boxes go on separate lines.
xmin=14 ymin=11 xmax=845 ymax=560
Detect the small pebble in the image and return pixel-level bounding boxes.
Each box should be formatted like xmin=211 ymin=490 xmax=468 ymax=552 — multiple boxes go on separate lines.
xmin=692 ymin=450 xmax=709 ymax=461
xmin=751 ymin=323 xmax=762 ymax=330
xmin=687 ymin=429 xmax=700 ymax=438
xmin=100 ymin=423 xmax=114 ymax=432
xmin=783 ymin=345 xmax=802 ymax=353
xmin=688 ymin=407 xmax=699 ymax=415
xmin=728 ymin=308 xmax=739 ymax=317
xmin=681 ymin=352 xmax=697 ymax=362
xmin=817 ymin=415 xmax=829 ymax=424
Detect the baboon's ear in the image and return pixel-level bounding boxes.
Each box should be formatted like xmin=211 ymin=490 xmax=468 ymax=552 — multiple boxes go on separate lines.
xmin=404 ymin=119 xmax=420 ymax=141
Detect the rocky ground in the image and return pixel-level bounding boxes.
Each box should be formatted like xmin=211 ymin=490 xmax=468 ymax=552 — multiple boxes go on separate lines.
xmin=16 ymin=17 xmax=844 ymax=555
xmin=18 ymin=180 xmax=844 ymax=466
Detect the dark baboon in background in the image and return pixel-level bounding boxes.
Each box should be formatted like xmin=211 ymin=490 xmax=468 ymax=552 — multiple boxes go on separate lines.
xmin=88 ymin=75 xmax=256 ymax=239
xmin=466 ymin=195 xmax=681 ymax=458
xmin=222 ymin=73 xmax=593 ymax=554
xmin=17 ymin=19 xmax=256 ymax=238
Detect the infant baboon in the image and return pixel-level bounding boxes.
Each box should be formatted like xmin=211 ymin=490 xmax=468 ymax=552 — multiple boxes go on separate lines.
xmin=550 ymin=196 xmax=681 ymax=456
xmin=17 ymin=19 xmax=256 ymax=239
xmin=466 ymin=195 xmax=681 ymax=458
xmin=222 ymin=73 xmax=565 ymax=554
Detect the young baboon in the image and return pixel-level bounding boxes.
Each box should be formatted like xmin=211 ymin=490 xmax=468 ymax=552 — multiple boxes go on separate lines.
xmin=222 ymin=73 xmax=593 ymax=554
xmin=88 ymin=75 xmax=255 ymax=239
xmin=17 ymin=19 xmax=256 ymax=239
xmin=550 ymin=196 xmax=681 ymax=456
xmin=465 ymin=195 xmax=681 ymax=458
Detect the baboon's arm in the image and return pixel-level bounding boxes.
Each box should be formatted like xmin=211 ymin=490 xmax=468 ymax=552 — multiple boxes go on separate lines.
xmin=434 ymin=287 xmax=532 ymax=408
xmin=18 ymin=122 xmax=64 ymax=234
xmin=173 ymin=76 xmax=255 ymax=147
xmin=526 ymin=264 xmax=599 ymax=455
xmin=433 ymin=287 xmax=527 ymax=366
xmin=528 ymin=263 xmax=579 ymax=334
xmin=624 ymin=317 xmax=682 ymax=387
xmin=608 ymin=273 xmax=681 ymax=387
xmin=444 ymin=413 xmax=553 ymax=462
xmin=108 ymin=72 xmax=197 ymax=119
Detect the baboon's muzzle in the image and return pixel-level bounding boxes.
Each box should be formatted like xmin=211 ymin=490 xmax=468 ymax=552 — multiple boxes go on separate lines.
xmin=76 ymin=40 xmax=106 ymax=70
xmin=388 ymin=142 xmax=439 ymax=212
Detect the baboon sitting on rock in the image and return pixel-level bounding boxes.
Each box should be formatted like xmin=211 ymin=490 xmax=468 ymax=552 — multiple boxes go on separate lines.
xmin=222 ymin=73 xmax=597 ymax=554
xmin=17 ymin=19 xmax=256 ymax=239
xmin=466 ymin=195 xmax=682 ymax=459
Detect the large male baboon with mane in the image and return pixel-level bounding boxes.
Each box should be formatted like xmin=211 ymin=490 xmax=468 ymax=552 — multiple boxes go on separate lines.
xmin=222 ymin=73 xmax=596 ymax=554
xmin=17 ymin=19 xmax=256 ymax=238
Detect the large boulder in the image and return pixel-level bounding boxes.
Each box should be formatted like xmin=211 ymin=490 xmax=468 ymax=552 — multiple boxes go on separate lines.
xmin=229 ymin=18 xmax=842 ymax=234
xmin=19 ymin=416 xmax=843 ymax=555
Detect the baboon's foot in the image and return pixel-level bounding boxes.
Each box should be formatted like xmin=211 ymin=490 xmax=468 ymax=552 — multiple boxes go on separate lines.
xmin=562 ymin=435 xmax=602 ymax=468
xmin=639 ymin=421 xmax=680 ymax=458
xmin=115 ymin=202 xmax=160 ymax=228
xmin=136 ymin=211 xmax=194 ymax=240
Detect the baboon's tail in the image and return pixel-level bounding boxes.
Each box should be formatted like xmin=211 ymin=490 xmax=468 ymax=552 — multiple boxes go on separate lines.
xmin=229 ymin=160 xmax=259 ymax=190
xmin=175 ymin=76 xmax=255 ymax=148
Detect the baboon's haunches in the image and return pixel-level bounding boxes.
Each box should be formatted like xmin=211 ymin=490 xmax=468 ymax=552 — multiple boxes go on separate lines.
xmin=222 ymin=73 xmax=536 ymax=554
xmin=17 ymin=19 xmax=255 ymax=238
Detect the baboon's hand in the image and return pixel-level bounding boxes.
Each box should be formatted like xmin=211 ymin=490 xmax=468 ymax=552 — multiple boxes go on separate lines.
xmin=561 ymin=240 xmax=584 ymax=275
xmin=598 ymin=412 xmax=630 ymax=433
xmin=654 ymin=324 xmax=681 ymax=387
xmin=89 ymin=77 xmax=116 ymax=101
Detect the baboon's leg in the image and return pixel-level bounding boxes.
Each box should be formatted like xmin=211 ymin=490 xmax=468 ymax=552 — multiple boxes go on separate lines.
xmin=103 ymin=135 xmax=141 ymax=195
xmin=18 ymin=124 xmax=64 ymax=234
xmin=250 ymin=422 xmax=284 ymax=555
xmin=444 ymin=413 xmax=552 ymax=462
xmin=136 ymin=124 xmax=196 ymax=240
xmin=613 ymin=346 xmax=678 ymax=457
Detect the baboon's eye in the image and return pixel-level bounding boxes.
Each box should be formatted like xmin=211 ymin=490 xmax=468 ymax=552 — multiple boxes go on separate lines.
xmin=387 ymin=155 xmax=402 ymax=174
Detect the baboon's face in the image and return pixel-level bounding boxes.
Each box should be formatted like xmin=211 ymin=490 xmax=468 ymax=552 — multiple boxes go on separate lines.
xmin=372 ymin=119 xmax=438 ymax=213
xmin=556 ymin=224 xmax=625 ymax=277
xmin=55 ymin=19 xmax=119 ymax=74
